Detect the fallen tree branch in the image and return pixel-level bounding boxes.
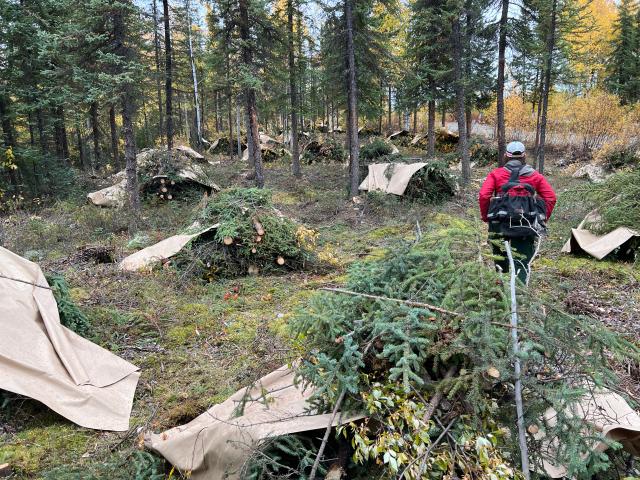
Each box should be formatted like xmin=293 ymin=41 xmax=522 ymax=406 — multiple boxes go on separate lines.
xmin=320 ymin=287 xmax=461 ymax=317
xmin=422 ymin=365 xmax=457 ymax=425
xmin=308 ymin=389 xmax=346 ymax=480
xmin=505 ymin=241 xmax=531 ymax=480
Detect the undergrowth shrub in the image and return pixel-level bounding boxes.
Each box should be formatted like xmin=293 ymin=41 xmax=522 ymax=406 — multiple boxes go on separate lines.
xmin=303 ymin=137 xmax=346 ymax=164
xmin=470 ymin=141 xmax=498 ymax=167
xmin=596 ymin=141 xmax=640 ymax=171
xmin=273 ymin=226 xmax=640 ymax=479
xmin=46 ymin=273 xmax=91 ymax=337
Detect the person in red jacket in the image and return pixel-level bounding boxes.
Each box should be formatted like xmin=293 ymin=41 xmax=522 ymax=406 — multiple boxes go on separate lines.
xmin=478 ymin=141 xmax=557 ymax=283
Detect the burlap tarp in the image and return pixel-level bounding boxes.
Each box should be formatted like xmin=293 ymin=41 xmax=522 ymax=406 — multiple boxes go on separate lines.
xmin=359 ymin=162 xmax=428 ymax=195
xmin=120 ymin=225 xmax=218 ymax=272
xmin=145 ymin=366 xmax=363 ymax=480
xmin=562 ymin=210 xmax=639 ymax=260
xmin=87 ymin=180 xmax=127 ymax=208
xmin=536 ymin=388 xmax=640 ymax=478
xmin=0 ymin=247 xmax=139 ymax=431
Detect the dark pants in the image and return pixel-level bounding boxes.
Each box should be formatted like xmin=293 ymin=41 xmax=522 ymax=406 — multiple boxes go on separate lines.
xmin=489 ymin=233 xmax=536 ymax=284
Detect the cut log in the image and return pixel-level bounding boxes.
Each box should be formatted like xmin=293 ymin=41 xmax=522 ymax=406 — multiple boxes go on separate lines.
xmin=251 ymin=247 xmax=257 ymax=254
xmin=252 ymin=217 xmax=265 ymax=236
xmin=159 ymin=194 xmax=165 ymax=199
xmin=167 ymin=194 xmax=173 ymax=200
xmin=276 ymin=256 xmax=285 ymax=265
xmin=255 ymin=235 xmax=262 ymax=243
xmin=248 ymin=264 xmax=259 ymax=275
xmin=170 ymin=180 xmax=176 ymax=185
xmin=223 ymin=237 xmax=234 ymax=245
xmin=160 ymin=178 xmax=166 ymax=184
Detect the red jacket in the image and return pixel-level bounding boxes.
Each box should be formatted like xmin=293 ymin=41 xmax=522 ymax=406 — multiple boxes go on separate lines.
xmin=479 ymin=164 xmax=557 ymax=222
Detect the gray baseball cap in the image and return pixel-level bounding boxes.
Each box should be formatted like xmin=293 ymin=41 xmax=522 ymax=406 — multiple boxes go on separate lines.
xmin=506 ymin=141 xmax=526 ymax=158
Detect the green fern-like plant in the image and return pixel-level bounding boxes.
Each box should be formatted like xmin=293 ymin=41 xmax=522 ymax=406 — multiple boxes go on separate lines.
xmin=46 ymin=273 xmax=91 ymax=337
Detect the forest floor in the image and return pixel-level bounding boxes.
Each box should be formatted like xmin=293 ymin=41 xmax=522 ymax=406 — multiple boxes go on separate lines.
xmin=1 ymin=144 xmax=639 ymax=478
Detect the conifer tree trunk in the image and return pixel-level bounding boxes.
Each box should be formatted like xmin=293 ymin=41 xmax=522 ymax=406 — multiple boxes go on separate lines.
xmin=465 ymin=107 xmax=472 ymax=139
xmin=75 ymin=124 xmax=85 ymax=171
xmin=452 ymin=17 xmax=470 ymax=185
xmin=345 ymin=0 xmax=360 ymax=198
xmin=109 ymin=104 xmax=119 ymax=169
xmin=387 ymin=85 xmax=392 ymax=130
xmin=239 ymin=0 xmax=264 ymax=186
xmin=441 ymin=102 xmax=446 ymax=127
xmin=288 ymin=0 xmax=301 ymax=177
xmin=90 ymin=102 xmax=101 ymax=167
xmin=114 ymin=4 xmax=140 ymax=216
xmin=496 ymin=0 xmax=509 ymax=164
xmin=236 ymin=96 xmax=241 ymax=157
xmin=152 ymin=0 xmax=164 ymax=143
xmin=185 ymin=0 xmax=202 ymax=145
xmin=162 ymin=0 xmax=174 ymax=150
xmin=536 ymin=0 xmax=557 ymax=175
xmin=427 ymin=98 xmax=435 ymax=157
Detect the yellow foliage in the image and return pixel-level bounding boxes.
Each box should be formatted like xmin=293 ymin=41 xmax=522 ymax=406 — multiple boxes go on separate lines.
xmin=565 ymin=90 xmax=626 ymax=150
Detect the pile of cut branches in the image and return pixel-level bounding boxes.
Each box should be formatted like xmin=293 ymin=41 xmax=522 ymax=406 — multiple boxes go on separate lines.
xmin=435 ymin=128 xmax=458 ymax=153
xmin=302 ymin=137 xmax=346 ymax=164
xmin=403 ymin=160 xmax=458 ymax=203
xmin=175 ymin=188 xmax=317 ymax=279
xmin=246 ymin=225 xmax=640 ymax=479
xmin=565 ymin=166 xmax=640 ymax=235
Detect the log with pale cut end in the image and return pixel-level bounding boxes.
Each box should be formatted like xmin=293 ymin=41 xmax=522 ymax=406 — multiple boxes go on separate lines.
xmin=251 ymin=247 xmax=257 ymax=254
xmin=159 ymin=194 xmax=165 ymax=199
xmin=248 ymin=264 xmax=259 ymax=275
xmin=161 ymin=187 xmax=168 ymax=193
xmin=160 ymin=178 xmax=166 ymax=184
xmin=252 ymin=217 xmax=265 ymax=236
xmin=170 ymin=180 xmax=176 ymax=185
xmin=223 ymin=237 xmax=234 ymax=245
xmin=167 ymin=194 xmax=173 ymax=200
xmin=255 ymin=235 xmax=262 ymax=243
xmin=276 ymin=256 xmax=285 ymax=265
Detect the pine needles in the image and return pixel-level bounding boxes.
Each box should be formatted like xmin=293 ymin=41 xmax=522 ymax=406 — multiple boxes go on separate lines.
xmin=46 ymin=273 xmax=91 ymax=337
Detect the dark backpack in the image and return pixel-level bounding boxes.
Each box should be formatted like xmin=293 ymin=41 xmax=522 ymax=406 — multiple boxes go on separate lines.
xmin=487 ymin=166 xmax=548 ymax=238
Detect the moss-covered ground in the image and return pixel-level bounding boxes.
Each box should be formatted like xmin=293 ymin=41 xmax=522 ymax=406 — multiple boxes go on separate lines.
xmin=1 ymin=151 xmax=638 ymax=478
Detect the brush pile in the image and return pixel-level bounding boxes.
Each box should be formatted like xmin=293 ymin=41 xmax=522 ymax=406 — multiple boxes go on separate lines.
xmin=245 ymin=225 xmax=640 ymax=479
xmin=402 ymin=160 xmax=458 ymax=203
xmin=565 ymin=166 xmax=640 ymax=234
xmin=174 ymin=188 xmax=317 ymax=279
xmin=302 ymin=137 xmax=346 ymax=164
xmin=435 ymin=128 xmax=458 ymax=153
xmin=470 ymin=140 xmax=499 ymax=167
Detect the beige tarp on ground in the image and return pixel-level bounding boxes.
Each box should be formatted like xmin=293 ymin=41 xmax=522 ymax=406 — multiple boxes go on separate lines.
xmin=536 ymin=388 xmax=640 ymax=478
xmin=87 ymin=180 xmax=127 ymax=208
xmin=0 ymin=247 xmax=140 ymax=431
xmin=145 ymin=365 xmax=363 ymax=480
xmin=561 ymin=210 xmax=639 ymax=260
xmin=120 ymin=225 xmax=218 ymax=272
xmin=359 ymin=162 xmax=428 ymax=195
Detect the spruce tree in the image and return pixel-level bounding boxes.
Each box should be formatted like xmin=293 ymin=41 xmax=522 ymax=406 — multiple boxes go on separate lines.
xmin=607 ymin=0 xmax=640 ymax=104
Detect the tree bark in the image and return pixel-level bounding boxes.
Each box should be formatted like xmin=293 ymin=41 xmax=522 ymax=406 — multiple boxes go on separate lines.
xmin=452 ymin=17 xmax=470 ymax=185
xmin=465 ymin=107 xmax=472 ymax=139
xmin=345 ymin=0 xmax=360 ymax=198
xmin=496 ymin=0 xmax=509 ymax=164
xmin=162 ymin=0 xmax=174 ymax=150
xmin=236 ymin=95 xmax=242 ymax=157
xmin=387 ymin=85 xmax=392 ymax=131
xmin=152 ymin=0 xmax=164 ymax=144
xmin=441 ymin=102 xmax=446 ymax=127
xmin=427 ymin=99 xmax=435 ymax=157
xmin=109 ymin=104 xmax=120 ymax=169
xmin=239 ymin=0 xmax=264 ymax=186
xmin=536 ymin=0 xmax=557 ymax=175
xmin=75 ymin=124 xmax=86 ymax=171
xmin=185 ymin=0 xmax=202 ymax=145
xmin=0 ymin=96 xmax=19 ymax=189
xmin=90 ymin=102 xmax=101 ymax=168
xmin=288 ymin=0 xmax=301 ymax=177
